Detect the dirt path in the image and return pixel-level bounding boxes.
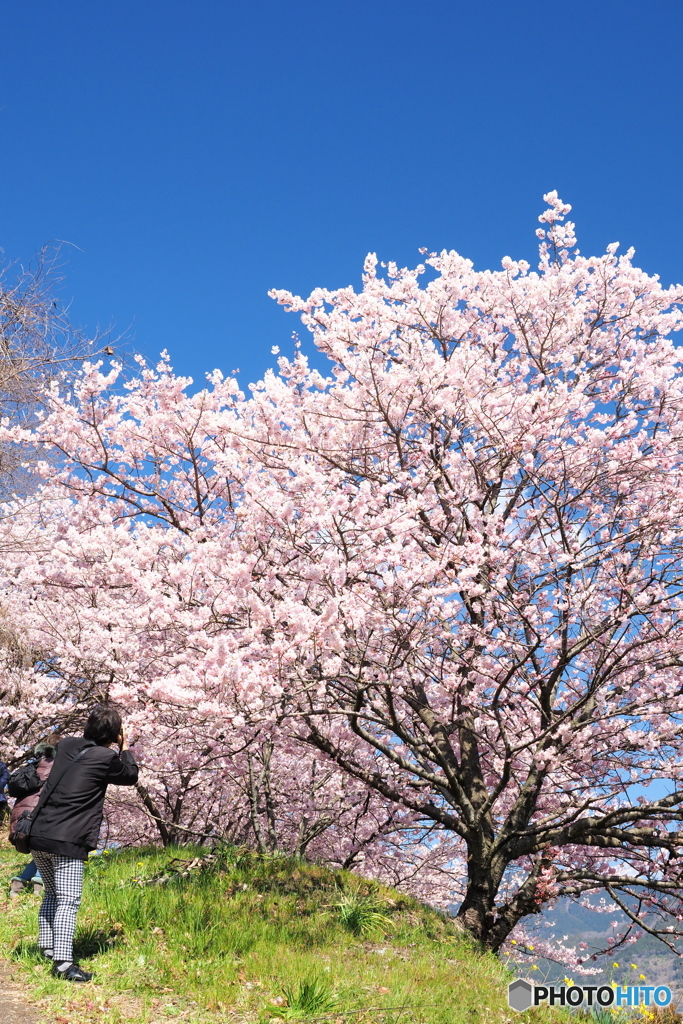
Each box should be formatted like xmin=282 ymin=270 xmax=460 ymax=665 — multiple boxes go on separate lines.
xmin=0 ymin=960 xmax=40 ymax=1024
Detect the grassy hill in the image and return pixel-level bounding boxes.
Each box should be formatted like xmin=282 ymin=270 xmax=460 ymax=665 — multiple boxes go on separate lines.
xmin=0 ymin=843 xmax=568 ymax=1024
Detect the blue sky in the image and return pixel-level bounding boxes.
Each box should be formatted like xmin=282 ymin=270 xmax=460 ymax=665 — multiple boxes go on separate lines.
xmin=1 ymin=1 xmax=682 ymax=390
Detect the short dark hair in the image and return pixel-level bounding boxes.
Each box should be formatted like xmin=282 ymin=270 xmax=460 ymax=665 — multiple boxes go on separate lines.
xmin=83 ymin=706 xmax=122 ymax=746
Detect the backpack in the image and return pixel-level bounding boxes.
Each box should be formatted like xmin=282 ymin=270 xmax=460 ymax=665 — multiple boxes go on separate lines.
xmin=9 ymin=809 xmax=35 ymax=853
xmin=8 ymin=748 xmax=88 ymax=854
xmin=7 ymin=763 xmax=43 ymax=800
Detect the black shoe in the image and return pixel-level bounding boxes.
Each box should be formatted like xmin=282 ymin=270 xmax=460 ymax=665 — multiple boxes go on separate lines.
xmin=53 ymin=963 xmax=93 ymax=982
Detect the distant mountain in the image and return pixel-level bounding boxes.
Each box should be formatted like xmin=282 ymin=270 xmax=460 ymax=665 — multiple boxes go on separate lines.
xmin=513 ymin=897 xmax=683 ymax=998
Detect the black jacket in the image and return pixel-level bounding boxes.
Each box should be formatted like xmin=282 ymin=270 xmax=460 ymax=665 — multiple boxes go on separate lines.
xmin=29 ymin=736 xmax=138 ymax=860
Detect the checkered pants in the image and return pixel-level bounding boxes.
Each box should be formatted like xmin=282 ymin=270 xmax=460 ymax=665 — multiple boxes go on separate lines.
xmin=31 ymin=851 xmax=84 ymax=963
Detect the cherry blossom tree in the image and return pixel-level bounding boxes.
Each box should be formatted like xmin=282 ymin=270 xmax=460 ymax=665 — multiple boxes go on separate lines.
xmin=0 ymin=246 xmax=117 ymax=750
xmin=259 ymin=195 xmax=683 ymax=955
xmin=0 ymin=458 xmax=445 ymax=902
xmin=3 ymin=194 xmax=683 ymax=962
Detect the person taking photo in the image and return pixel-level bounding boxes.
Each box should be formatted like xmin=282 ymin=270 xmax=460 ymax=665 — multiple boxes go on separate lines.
xmin=28 ymin=706 xmax=138 ymax=982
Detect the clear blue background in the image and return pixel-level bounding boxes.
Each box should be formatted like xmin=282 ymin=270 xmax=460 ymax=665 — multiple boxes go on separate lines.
xmin=1 ymin=0 xmax=682 ymax=389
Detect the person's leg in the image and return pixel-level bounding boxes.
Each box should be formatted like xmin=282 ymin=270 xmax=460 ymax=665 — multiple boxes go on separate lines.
xmin=19 ymin=861 xmax=38 ymax=882
xmin=10 ymin=860 xmax=39 ymax=898
xmin=51 ymin=857 xmax=84 ymax=970
xmin=31 ymin=851 xmax=57 ymax=958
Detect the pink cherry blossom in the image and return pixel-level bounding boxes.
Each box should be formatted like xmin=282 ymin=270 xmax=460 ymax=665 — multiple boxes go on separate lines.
xmin=2 ymin=194 xmax=683 ymax=959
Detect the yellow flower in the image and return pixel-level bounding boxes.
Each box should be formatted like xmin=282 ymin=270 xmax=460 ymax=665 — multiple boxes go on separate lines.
xmin=564 ymin=978 xmax=574 ymax=987
xmin=532 ymin=965 xmax=538 ymax=970
xmin=639 ymin=975 xmax=646 ymax=981
xmin=528 ymin=945 xmax=534 ymax=951
xmin=137 ymin=862 xmax=144 ymax=866
xmin=631 ymin=964 xmax=637 ymax=970
xmin=510 ymin=940 xmax=517 ymax=945
xmin=613 ymin=962 xmax=619 ymax=968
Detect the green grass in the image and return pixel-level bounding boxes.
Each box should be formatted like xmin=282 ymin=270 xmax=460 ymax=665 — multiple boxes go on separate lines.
xmin=0 ymin=843 xmax=568 ymax=1024
xmin=334 ymin=886 xmax=395 ymax=938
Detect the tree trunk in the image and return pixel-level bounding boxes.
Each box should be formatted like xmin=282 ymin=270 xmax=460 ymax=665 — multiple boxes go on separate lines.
xmin=136 ymin=783 xmax=172 ymax=846
xmin=455 ymin=868 xmax=497 ymax=945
